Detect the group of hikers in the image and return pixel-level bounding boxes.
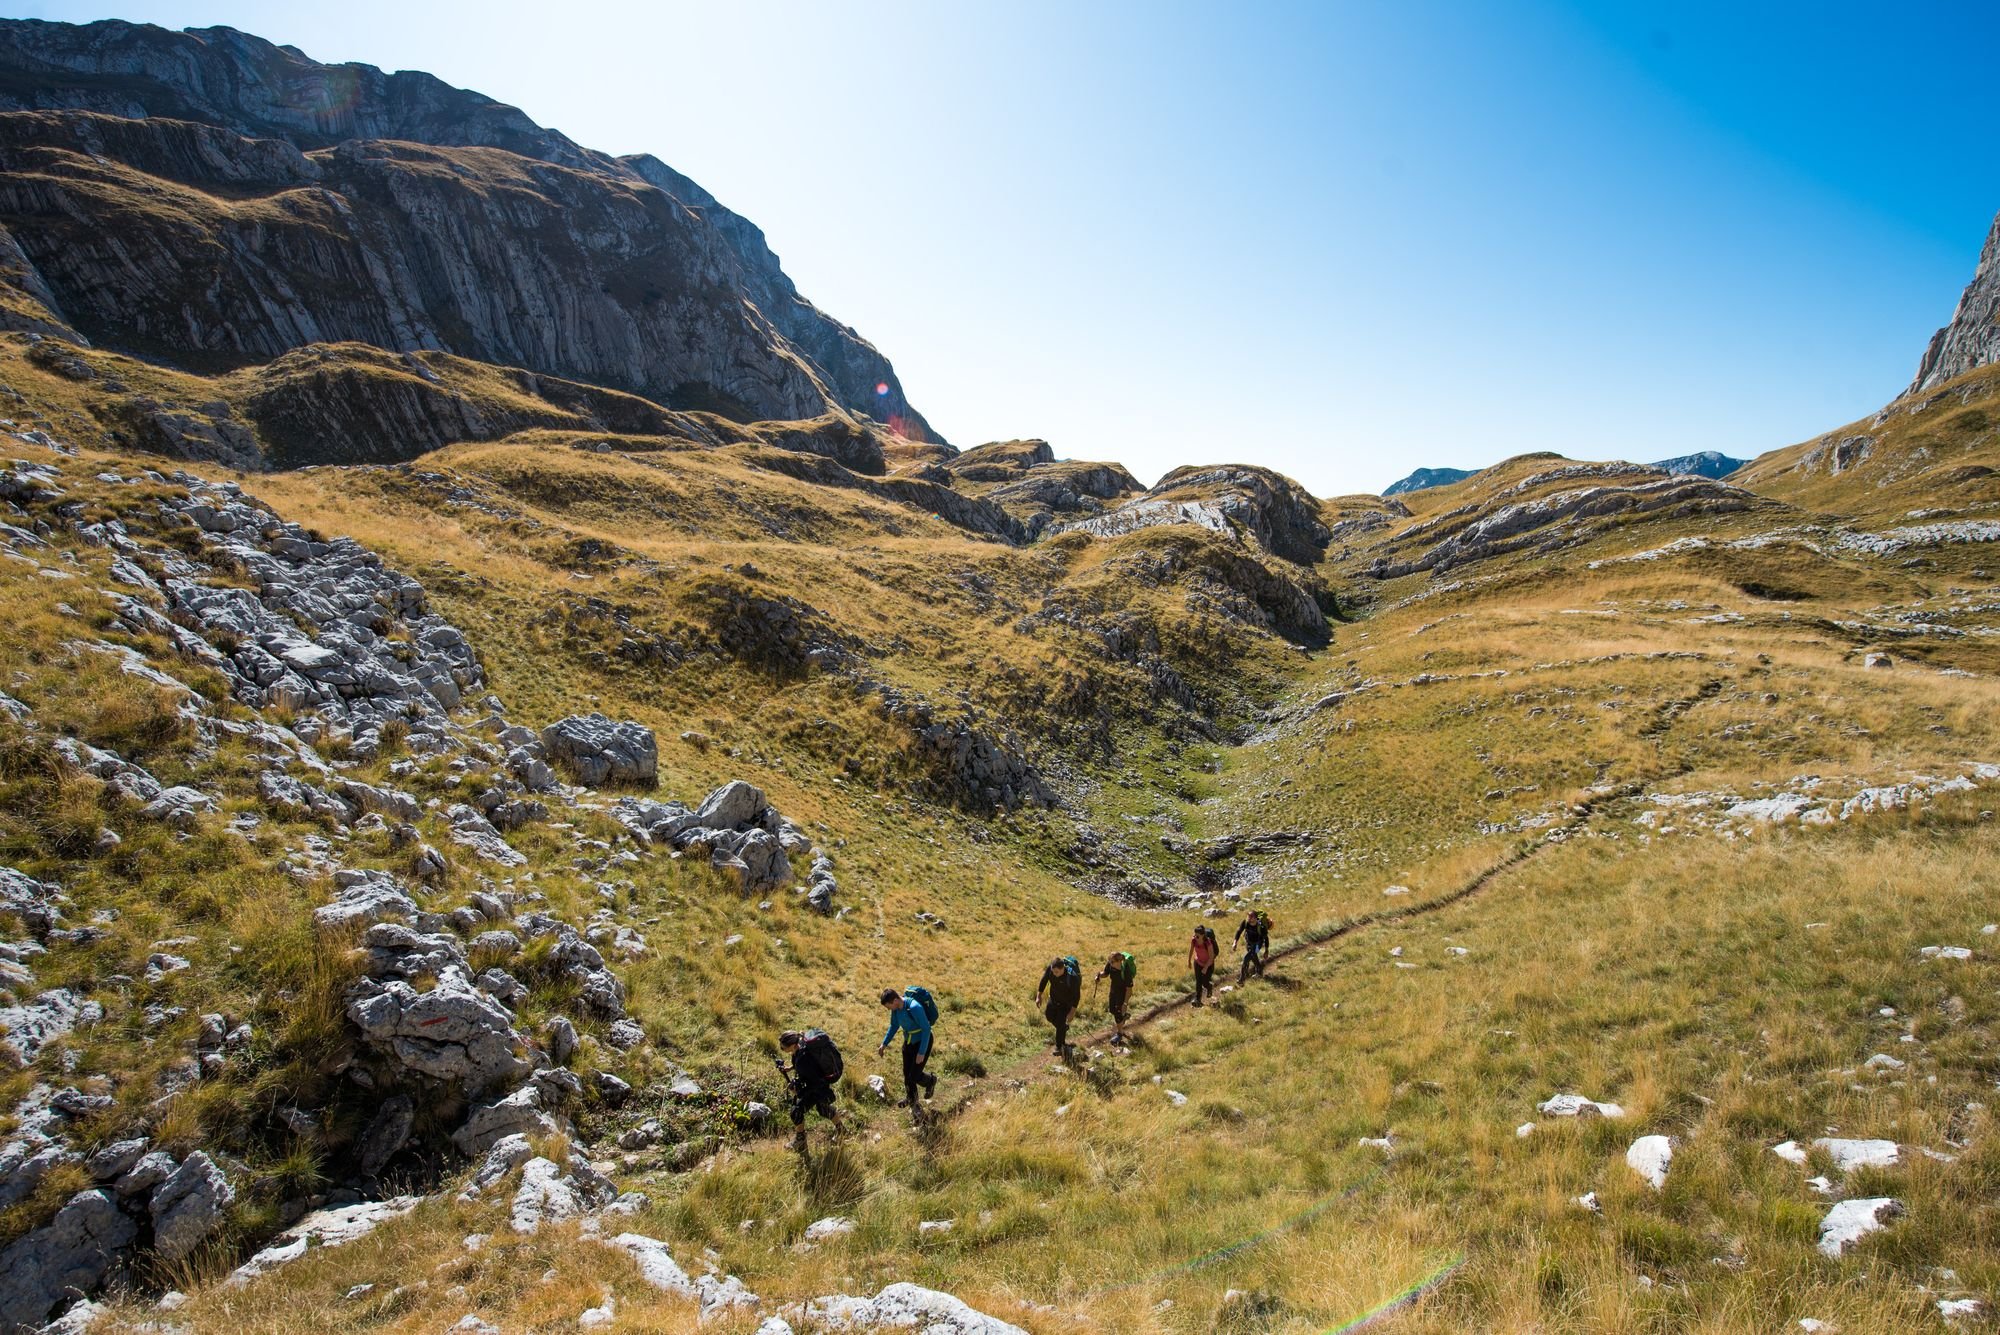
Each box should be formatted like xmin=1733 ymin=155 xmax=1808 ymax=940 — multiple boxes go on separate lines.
xmin=776 ymin=909 xmax=1276 ymax=1150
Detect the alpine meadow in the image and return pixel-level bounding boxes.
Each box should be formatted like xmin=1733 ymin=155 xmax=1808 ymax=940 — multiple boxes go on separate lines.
xmin=0 ymin=12 xmax=1997 ymax=1335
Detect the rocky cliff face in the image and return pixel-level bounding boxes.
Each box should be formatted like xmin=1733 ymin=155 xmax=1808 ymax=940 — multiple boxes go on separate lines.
xmin=1910 ymin=210 xmax=2000 ymax=396
xmin=0 ymin=19 xmax=935 ymax=440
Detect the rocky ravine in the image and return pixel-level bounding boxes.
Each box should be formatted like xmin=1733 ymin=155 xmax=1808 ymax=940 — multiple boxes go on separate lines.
xmin=0 ymin=440 xmax=848 ymax=1330
xmin=0 ymin=18 xmax=936 ymax=440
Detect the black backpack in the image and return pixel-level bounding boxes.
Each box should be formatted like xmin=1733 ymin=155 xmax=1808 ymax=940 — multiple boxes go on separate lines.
xmin=798 ymin=1028 xmax=843 ymax=1083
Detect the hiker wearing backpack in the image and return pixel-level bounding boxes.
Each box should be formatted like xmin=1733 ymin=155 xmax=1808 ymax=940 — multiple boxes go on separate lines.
xmin=1188 ymin=924 xmax=1219 ymax=1006
xmin=1036 ymin=956 xmax=1083 ymax=1056
xmin=1095 ymin=951 xmax=1138 ymax=1045
xmin=878 ymin=986 xmax=938 ymax=1111
xmin=1234 ymin=908 xmax=1269 ymax=984
xmin=777 ymin=1028 xmax=846 ymax=1150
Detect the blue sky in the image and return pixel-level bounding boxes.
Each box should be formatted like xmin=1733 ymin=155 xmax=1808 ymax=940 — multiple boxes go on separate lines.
xmin=12 ymin=0 xmax=2000 ymax=494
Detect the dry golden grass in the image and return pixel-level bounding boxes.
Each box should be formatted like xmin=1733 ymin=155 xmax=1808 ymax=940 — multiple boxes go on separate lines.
xmin=5 ymin=372 xmax=2000 ymax=1332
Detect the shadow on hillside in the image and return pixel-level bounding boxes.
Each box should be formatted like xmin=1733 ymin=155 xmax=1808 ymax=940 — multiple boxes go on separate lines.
xmin=797 ymin=1144 xmax=867 ymax=1210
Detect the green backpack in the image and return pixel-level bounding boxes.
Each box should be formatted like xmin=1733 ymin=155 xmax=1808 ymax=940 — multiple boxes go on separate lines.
xmin=1115 ymin=951 xmax=1138 ymax=984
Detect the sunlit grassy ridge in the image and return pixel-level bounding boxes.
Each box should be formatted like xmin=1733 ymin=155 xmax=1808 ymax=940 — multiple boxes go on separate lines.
xmin=1735 ymin=362 xmax=2000 ymax=523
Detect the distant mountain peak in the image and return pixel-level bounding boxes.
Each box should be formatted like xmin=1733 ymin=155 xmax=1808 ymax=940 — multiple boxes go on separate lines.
xmin=1382 ymin=466 xmax=1472 ymax=496
xmin=1649 ymin=450 xmax=1744 ymax=479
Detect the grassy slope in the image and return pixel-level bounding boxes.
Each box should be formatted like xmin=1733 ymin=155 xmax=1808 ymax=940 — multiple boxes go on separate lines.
xmin=1734 ymin=363 xmax=2000 ymax=522
xmin=2 ymin=387 xmax=1995 ymax=1329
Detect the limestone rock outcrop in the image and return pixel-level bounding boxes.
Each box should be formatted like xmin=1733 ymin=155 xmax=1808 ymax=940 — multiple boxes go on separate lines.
xmin=540 ymin=714 xmax=658 ymax=788
xmin=1911 ymin=210 xmax=2000 ymax=395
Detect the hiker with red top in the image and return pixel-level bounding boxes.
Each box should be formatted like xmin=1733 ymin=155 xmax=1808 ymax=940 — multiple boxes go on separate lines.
xmin=1188 ymin=924 xmax=1219 ymax=1005
xmin=1094 ymin=950 xmax=1138 ymax=1046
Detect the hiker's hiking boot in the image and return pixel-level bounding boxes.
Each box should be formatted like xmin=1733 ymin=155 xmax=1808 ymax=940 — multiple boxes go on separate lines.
xmin=922 ymin=1075 xmax=937 ymax=1099
xmin=790 ymin=1130 xmax=807 ymax=1152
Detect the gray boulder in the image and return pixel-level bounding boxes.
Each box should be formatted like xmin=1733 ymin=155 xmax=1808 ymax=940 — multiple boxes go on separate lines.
xmin=150 ymin=1151 xmax=234 ymax=1263
xmin=445 ymin=804 xmax=525 ymax=867
xmin=0 ymin=989 xmax=101 ymax=1065
xmin=539 ymin=714 xmax=657 ymax=788
xmin=139 ymin=786 xmax=218 ymax=828
xmin=0 ymin=1144 xmax=81 ymax=1211
xmin=0 ymin=866 xmax=65 ymax=935
xmin=83 ymin=1140 xmax=148 ymax=1183
xmin=313 ymin=871 xmax=418 ymax=934
xmin=113 ymin=1151 xmax=175 ymax=1200
xmin=543 ymin=1017 xmax=579 ymax=1068
xmin=355 ymin=1094 xmax=414 ymax=1178
xmin=346 ymin=968 xmax=530 ymax=1095
xmin=713 ymin=827 xmax=791 ymax=895
xmin=334 ymin=780 xmax=421 ymax=823
xmin=696 ymin=780 xmax=768 ymax=829
xmin=453 ymin=1085 xmax=558 ymax=1158
xmin=0 ymin=1189 xmax=136 ymax=1332
xmin=459 ymin=1132 xmax=535 ymax=1202
xmin=509 ymin=1154 xmax=616 ymax=1234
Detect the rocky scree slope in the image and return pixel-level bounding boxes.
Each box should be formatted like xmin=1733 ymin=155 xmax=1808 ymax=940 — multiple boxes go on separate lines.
xmin=0 ymin=18 xmax=935 ymax=441
xmin=0 ymin=438 xmax=842 ymax=1330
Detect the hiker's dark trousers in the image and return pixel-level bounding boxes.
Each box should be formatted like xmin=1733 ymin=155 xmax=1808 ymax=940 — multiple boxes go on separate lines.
xmin=1107 ymin=980 xmax=1131 ymax=1026
xmin=1046 ymin=1007 xmax=1071 ymax=1051
xmin=901 ymin=1038 xmax=935 ymax=1104
xmin=1240 ymin=944 xmax=1264 ymax=984
xmin=790 ymin=1080 xmax=835 ymax=1127
xmin=1192 ymin=964 xmax=1214 ymax=1002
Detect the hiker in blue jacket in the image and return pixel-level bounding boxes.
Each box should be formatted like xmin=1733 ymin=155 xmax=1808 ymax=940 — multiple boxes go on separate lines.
xmin=878 ymin=987 xmax=937 ymax=1109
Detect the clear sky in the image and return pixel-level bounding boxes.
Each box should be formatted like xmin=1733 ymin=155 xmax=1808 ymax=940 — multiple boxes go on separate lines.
xmin=12 ymin=0 xmax=2000 ymax=495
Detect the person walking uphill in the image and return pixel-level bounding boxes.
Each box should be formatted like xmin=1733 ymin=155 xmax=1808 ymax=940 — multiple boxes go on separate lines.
xmin=1189 ymin=924 xmax=1219 ymax=1006
xmin=778 ymin=1028 xmax=846 ymax=1151
xmin=1036 ymin=956 xmax=1083 ymax=1056
xmin=878 ymin=986 xmax=937 ymax=1114
xmin=1096 ymin=951 xmax=1138 ymax=1046
xmin=1235 ymin=908 xmax=1270 ymax=984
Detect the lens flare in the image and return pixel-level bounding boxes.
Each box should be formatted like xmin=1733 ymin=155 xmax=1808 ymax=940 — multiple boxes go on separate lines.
xmin=874 ymin=381 xmax=890 ymax=396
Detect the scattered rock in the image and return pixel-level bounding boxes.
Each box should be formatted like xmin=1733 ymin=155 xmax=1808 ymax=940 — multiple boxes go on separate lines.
xmin=150 ymin=1151 xmax=234 ymax=1263
xmin=1538 ymin=1093 xmax=1625 ymax=1119
xmin=0 ymin=1189 xmax=136 ymax=1332
xmin=803 ymin=1282 xmax=1027 ymax=1334
xmin=1626 ymin=1135 xmax=1672 ymax=1189
xmin=228 ymin=1197 xmax=420 ymax=1284
xmin=540 ymin=714 xmax=657 ymax=787
xmin=804 ymin=1216 xmax=857 ymax=1243
xmin=1816 ymin=1197 xmax=1903 ymax=1257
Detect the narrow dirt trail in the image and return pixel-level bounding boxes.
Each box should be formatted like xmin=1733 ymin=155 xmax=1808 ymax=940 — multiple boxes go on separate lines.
xmin=925 ymin=674 xmax=1721 ymax=1110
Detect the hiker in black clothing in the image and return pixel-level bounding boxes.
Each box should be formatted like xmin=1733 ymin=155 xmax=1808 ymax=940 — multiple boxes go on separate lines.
xmin=1036 ymin=957 xmax=1082 ymax=1055
xmin=777 ymin=1028 xmax=846 ymax=1150
xmin=1095 ymin=951 xmax=1137 ymax=1046
xmin=1188 ymin=924 xmax=1219 ymax=1006
xmin=1234 ymin=908 xmax=1269 ymax=984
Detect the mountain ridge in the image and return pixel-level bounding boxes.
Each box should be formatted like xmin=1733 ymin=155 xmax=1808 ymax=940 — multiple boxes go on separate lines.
xmin=0 ymin=18 xmax=939 ymax=441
